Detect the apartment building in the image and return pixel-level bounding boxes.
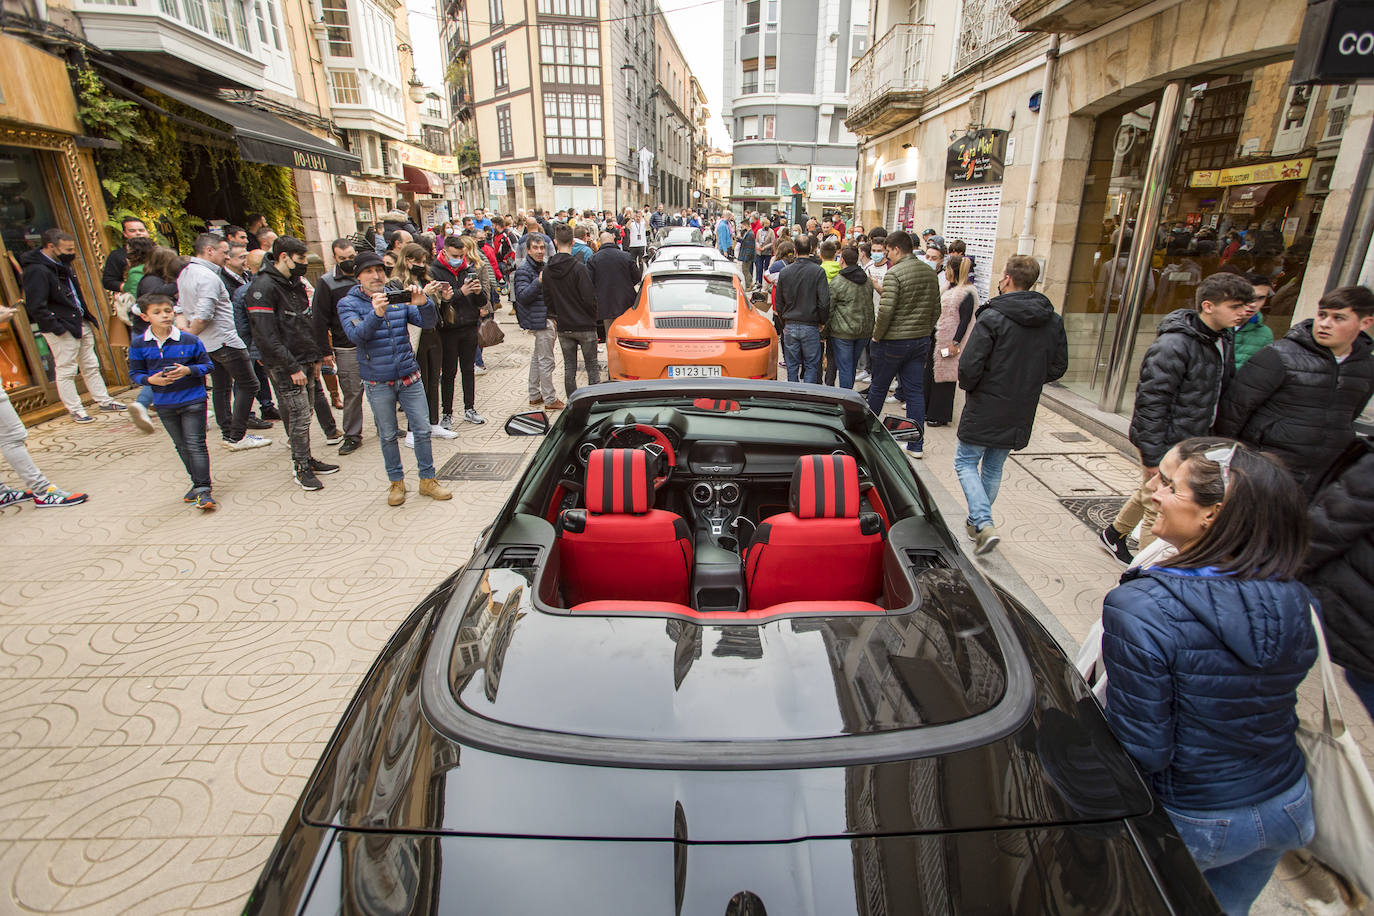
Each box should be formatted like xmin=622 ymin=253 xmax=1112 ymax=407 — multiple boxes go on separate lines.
xmin=721 ymin=0 xmax=867 ymax=221
xmin=846 ymin=0 xmax=1374 ymax=430
xmin=653 ymin=11 xmax=690 ymax=209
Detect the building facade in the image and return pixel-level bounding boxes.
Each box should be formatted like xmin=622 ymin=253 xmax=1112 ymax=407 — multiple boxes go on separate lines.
xmin=848 ymin=0 xmax=1374 ymax=423
xmin=705 ymin=148 xmax=732 ymax=211
xmin=721 ymin=0 xmax=866 ymax=220
xmin=653 ymin=11 xmax=690 ymax=209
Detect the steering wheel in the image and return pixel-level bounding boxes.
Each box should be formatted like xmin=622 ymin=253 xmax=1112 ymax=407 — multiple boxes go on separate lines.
xmin=606 ymin=424 xmax=676 ymax=490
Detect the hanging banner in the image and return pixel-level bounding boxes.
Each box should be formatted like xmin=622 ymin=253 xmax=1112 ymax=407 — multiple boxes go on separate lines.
xmin=397 ymin=141 xmax=460 ymax=175
xmin=778 ymin=167 xmax=809 ymax=196
xmin=947 ymin=129 xmax=1007 ymax=185
xmin=809 ymin=166 xmax=857 ymax=202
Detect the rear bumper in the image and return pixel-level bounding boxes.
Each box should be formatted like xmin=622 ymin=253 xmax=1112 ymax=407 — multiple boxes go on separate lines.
xmin=607 ymin=340 xmax=776 ymax=380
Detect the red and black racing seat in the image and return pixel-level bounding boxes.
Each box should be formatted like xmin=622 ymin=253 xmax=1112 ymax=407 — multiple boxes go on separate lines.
xmin=558 ymin=448 xmax=694 ymax=607
xmin=744 ymin=454 xmax=884 ymax=610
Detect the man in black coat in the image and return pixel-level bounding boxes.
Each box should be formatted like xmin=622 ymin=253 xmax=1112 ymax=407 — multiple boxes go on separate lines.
xmin=1215 ymin=286 xmax=1374 ymax=497
xmin=588 ymin=231 xmax=640 ymax=343
xmin=542 ymin=223 xmax=600 ymax=396
xmin=955 ymin=256 xmax=1067 ymax=555
xmin=1099 ymin=272 xmax=1251 ymax=565
xmin=1304 ymin=436 xmax=1374 ymax=719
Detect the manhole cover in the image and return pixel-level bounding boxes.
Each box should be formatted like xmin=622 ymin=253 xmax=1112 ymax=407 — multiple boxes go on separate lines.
xmin=1051 ymin=431 xmax=1090 ymax=442
xmin=435 ymin=452 xmax=524 ymax=481
xmin=1060 ymin=496 xmax=1133 ymax=544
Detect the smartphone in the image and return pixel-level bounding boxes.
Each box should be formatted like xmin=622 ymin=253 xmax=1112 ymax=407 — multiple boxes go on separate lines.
xmin=385 ymin=289 xmax=412 ymax=305
xmin=940 ymin=347 xmax=951 ymax=358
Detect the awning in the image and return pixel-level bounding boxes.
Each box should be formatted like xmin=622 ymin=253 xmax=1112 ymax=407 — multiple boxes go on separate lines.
xmin=398 ymin=165 xmax=443 ymax=195
xmin=1226 ymin=182 xmax=1298 ymax=214
xmin=97 ymin=63 xmax=361 ymax=176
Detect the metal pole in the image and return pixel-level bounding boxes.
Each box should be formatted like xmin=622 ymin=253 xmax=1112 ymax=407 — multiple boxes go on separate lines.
xmin=1017 ymin=34 xmax=1061 ymax=255
xmin=1100 ymin=80 xmax=1187 ymax=414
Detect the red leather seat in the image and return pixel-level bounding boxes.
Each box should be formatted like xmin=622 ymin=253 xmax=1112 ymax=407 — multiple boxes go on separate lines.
xmin=558 ymin=448 xmax=694 ymax=606
xmin=744 ymin=454 xmax=884 ymax=610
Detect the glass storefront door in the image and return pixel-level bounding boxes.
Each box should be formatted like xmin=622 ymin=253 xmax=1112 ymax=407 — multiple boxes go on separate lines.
xmin=1060 ymin=58 xmax=1332 ymax=414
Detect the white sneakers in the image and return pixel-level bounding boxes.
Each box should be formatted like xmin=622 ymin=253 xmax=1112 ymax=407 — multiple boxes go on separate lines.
xmin=128 ymin=402 xmax=155 ymax=433
xmin=430 ymin=424 xmax=458 ymax=440
xmin=225 ymin=434 xmax=272 ymax=451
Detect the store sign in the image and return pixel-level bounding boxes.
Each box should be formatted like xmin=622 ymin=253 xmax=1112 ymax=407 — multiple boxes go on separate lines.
xmin=397 ymin=142 xmax=460 ymax=175
xmin=1292 ymin=0 xmax=1374 ymax=84
xmin=354 ymin=206 xmax=374 ymax=223
xmin=809 ymin=167 xmax=857 ymax=202
xmin=340 ymin=176 xmax=393 ymax=198
xmin=947 ymin=129 xmax=1006 ymax=185
xmin=779 ymin=168 xmax=809 ymax=196
xmin=876 ymin=157 xmax=919 ymax=188
xmin=1189 ymin=157 xmax=1313 ymax=188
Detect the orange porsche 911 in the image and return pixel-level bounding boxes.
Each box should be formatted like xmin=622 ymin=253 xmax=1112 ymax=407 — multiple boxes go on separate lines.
xmin=606 ymin=269 xmax=779 ymax=381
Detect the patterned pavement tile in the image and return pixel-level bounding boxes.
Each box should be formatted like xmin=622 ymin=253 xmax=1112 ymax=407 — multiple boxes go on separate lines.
xmin=2 ymin=324 xmax=1370 ymax=914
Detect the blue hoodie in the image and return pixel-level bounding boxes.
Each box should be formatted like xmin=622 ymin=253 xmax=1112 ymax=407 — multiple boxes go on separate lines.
xmin=1103 ymin=566 xmax=1316 ymax=809
xmin=336 ymin=285 xmax=437 ymax=382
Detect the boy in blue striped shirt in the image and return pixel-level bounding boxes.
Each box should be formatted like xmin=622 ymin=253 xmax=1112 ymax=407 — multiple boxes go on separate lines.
xmin=127 ymin=294 xmax=217 ymax=510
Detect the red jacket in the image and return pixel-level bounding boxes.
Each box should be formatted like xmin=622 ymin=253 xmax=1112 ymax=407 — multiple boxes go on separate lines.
xmin=481 ymin=241 xmax=502 ymax=281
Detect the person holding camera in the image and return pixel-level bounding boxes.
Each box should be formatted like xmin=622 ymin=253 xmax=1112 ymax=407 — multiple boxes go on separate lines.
xmin=337 ymin=251 xmax=450 ymax=506
xmin=429 ymin=236 xmax=491 ymax=428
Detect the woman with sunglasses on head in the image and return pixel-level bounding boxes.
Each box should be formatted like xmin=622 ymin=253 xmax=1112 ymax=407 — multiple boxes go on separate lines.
xmin=1101 ymin=438 xmax=1317 ymax=915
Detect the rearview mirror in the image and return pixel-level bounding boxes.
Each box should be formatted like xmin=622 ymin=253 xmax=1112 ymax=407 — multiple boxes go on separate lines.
xmin=882 ymin=415 xmax=922 ymax=441
xmin=505 ymin=411 xmax=550 ymax=436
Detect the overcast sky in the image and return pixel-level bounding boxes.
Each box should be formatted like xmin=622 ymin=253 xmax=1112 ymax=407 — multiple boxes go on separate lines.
xmin=404 ymin=0 xmax=732 ymax=149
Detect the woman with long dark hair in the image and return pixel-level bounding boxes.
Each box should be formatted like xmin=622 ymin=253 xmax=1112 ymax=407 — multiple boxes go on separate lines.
xmin=390 ymin=243 xmax=455 ymax=446
xmin=1102 ymin=439 xmax=1316 ymax=914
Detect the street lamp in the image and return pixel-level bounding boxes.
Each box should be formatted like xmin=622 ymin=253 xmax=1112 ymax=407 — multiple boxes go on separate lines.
xmin=397 ymin=42 xmax=428 ymax=104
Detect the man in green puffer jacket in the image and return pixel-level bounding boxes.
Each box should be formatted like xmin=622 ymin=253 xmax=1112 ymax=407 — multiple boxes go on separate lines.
xmin=827 ymin=246 xmax=873 ymax=390
xmin=1233 ymin=273 xmax=1273 ymax=369
xmin=866 ymin=231 xmax=941 ymax=455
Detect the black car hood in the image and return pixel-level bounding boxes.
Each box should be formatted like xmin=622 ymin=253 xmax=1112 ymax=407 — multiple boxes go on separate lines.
xmin=300 ymin=560 xmax=1154 ymax=843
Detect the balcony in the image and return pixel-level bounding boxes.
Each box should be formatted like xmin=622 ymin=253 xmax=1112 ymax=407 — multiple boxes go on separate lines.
xmin=1010 ymin=0 xmax=1155 ymax=34
xmin=72 ymin=0 xmax=266 ymax=88
xmin=845 ymin=23 xmax=934 ymax=137
xmin=954 ymin=0 xmax=1022 ymax=73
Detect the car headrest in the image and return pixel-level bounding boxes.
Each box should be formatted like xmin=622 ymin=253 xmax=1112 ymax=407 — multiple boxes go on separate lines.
xmin=789 ymin=454 xmax=860 ymax=519
xmin=586 ymin=448 xmax=652 ymax=514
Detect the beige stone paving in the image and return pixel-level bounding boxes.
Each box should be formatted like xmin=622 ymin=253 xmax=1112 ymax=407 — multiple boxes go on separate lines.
xmin=0 ymin=328 xmax=1368 ymax=913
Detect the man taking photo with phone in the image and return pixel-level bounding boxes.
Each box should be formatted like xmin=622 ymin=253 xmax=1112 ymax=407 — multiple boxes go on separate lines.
xmin=337 ymin=251 xmax=451 ymax=506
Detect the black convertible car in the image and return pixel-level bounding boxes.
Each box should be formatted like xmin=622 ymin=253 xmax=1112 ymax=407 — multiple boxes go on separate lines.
xmin=245 ymin=381 xmax=1219 ymax=915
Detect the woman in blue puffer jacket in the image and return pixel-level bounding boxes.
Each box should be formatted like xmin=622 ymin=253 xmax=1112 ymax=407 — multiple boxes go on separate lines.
xmin=1102 ymin=437 xmax=1317 ymax=915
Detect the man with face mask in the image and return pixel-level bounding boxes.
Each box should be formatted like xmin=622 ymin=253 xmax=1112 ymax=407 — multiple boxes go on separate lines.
xmin=246 ymin=237 xmax=340 ymax=490
xmin=21 ymin=228 xmax=124 ymax=422
xmin=337 ymin=251 xmax=450 ymax=506
xmin=312 ymin=239 xmax=366 ymax=455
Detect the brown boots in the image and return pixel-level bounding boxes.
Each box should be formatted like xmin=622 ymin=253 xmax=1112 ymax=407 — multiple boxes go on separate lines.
xmin=388 ymin=480 xmax=406 ymax=506
xmin=418 ymin=478 xmax=452 ymax=500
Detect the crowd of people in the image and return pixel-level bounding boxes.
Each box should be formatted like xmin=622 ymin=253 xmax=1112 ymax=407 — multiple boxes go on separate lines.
xmin=3 ymin=193 xmax=1374 ymax=912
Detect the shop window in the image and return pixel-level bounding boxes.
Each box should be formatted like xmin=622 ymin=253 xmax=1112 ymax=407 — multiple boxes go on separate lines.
xmin=497 ymin=104 xmax=514 ymax=158
xmin=321 ymin=0 xmax=353 ymax=56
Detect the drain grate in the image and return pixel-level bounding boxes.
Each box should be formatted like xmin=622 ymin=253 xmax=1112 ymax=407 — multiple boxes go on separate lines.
xmin=1060 ymin=496 xmax=1133 ymax=544
xmin=435 ymin=452 xmax=525 ymax=481
xmin=1051 ymin=431 xmax=1090 ymax=443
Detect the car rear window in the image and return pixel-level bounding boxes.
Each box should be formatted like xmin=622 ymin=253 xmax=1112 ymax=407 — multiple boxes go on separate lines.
xmin=648 ymin=277 xmax=738 ymax=313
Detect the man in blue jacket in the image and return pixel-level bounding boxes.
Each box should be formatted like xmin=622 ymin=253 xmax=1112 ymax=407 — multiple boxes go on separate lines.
xmin=512 ymin=234 xmax=562 ymax=409
xmin=337 ymin=252 xmax=451 ymax=507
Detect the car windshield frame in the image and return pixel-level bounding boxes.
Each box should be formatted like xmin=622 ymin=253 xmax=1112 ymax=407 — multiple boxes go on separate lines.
xmin=655 ymin=227 xmax=704 ymax=246
xmin=647 ymin=276 xmax=739 ymax=313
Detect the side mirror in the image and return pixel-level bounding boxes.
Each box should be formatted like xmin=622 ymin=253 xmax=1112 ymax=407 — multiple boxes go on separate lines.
xmin=882 ymin=415 xmax=922 ymax=441
xmin=505 ymin=411 xmax=550 ymax=436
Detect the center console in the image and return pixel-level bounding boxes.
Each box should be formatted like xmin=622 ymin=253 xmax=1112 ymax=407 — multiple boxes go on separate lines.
xmin=686 ymin=440 xmax=748 ymax=613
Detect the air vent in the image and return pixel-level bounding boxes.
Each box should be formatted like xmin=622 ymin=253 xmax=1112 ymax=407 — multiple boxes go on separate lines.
xmin=905 ymin=549 xmax=949 ymax=570
xmin=494 ymin=545 xmax=540 ymax=567
xmin=654 ymin=317 xmax=734 ymax=329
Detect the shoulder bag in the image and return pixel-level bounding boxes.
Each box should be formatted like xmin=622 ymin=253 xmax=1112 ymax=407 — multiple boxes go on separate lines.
xmin=1297 ymin=606 xmax=1374 ymax=900
xmin=477 ymin=316 xmax=505 ymax=348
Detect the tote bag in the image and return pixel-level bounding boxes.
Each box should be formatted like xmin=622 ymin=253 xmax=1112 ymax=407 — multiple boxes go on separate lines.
xmin=1297 ymin=607 xmax=1374 ymax=900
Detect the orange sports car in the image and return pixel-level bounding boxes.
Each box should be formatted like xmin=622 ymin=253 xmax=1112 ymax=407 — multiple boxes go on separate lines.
xmin=606 ymin=268 xmax=779 ymax=381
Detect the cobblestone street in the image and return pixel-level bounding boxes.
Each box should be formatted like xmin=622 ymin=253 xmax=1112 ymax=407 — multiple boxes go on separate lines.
xmin=0 ymin=326 xmax=1369 ymax=913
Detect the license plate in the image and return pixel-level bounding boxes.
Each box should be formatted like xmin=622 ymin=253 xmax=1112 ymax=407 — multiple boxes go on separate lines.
xmin=669 ymin=365 xmax=723 ymax=378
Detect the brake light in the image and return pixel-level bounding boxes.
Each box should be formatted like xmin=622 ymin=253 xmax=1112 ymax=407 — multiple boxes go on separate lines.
xmin=617 ymin=338 xmax=651 ymax=350
xmin=738 ymin=339 xmax=770 ymax=350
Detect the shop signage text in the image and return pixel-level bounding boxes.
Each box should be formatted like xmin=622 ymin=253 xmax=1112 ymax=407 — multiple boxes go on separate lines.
xmin=876 ymin=156 xmax=919 ymax=189
xmin=810 ymin=167 xmax=856 ymax=202
xmin=1189 ymin=157 xmax=1313 ymax=188
xmin=947 ymin=130 xmax=1006 ymax=186
xmin=341 ymin=176 xmax=394 ymax=198
xmin=397 ymin=142 xmax=460 ymax=175
xmin=1291 ymin=0 xmax=1374 ymax=84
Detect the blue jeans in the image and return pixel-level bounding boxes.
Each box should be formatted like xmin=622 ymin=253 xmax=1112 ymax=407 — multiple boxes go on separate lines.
xmin=364 ymin=379 xmax=435 ymax=481
xmin=954 ymin=440 xmax=1011 ymax=530
xmin=783 ymin=323 xmax=822 ymax=383
xmin=1347 ymin=669 xmax=1374 ymax=721
xmin=830 ymin=338 xmax=864 ymax=389
xmin=158 ymin=399 xmax=211 ymax=492
xmin=755 ymin=254 xmax=769 ymax=286
xmin=1165 ymin=776 xmax=1314 ymax=915
xmin=136 ymin=384 xmax=154 ymax=408
xmin=867 ymin=337 xmax=929 ymax=429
